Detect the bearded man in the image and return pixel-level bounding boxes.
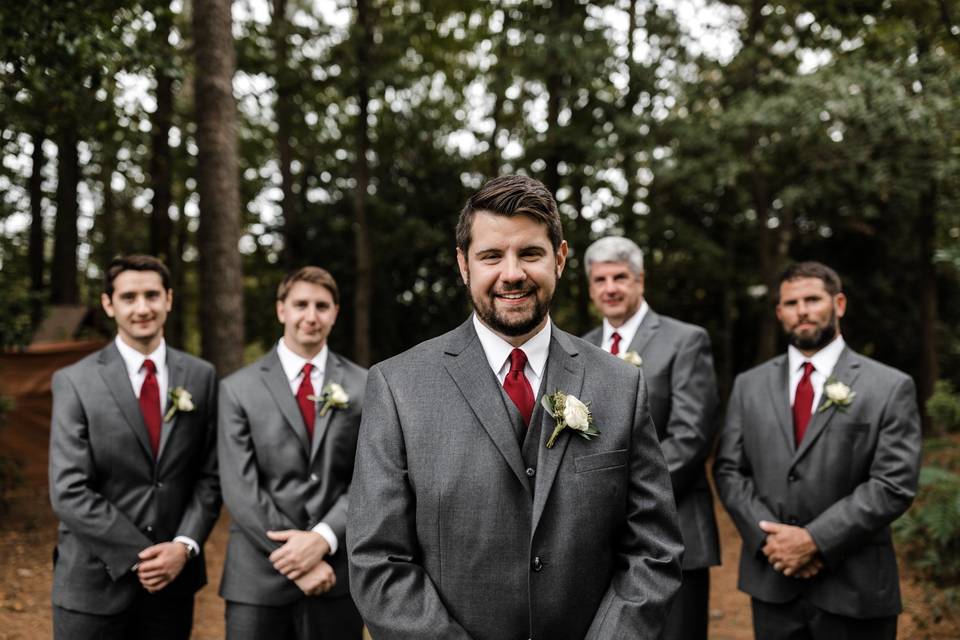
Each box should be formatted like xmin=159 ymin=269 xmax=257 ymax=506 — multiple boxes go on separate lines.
xmin=714 ymin=261 xmax=921 ymax=640
xmin=347 ymin=175 xmax=682 ymax=639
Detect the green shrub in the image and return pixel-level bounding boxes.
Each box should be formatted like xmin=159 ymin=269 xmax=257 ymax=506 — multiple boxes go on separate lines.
xmin=928 ymin=381 xmax=960 ymax=434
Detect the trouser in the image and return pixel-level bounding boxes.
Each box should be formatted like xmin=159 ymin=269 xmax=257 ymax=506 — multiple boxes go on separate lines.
xmin=751 ymin=596 xmax=897 ymax=640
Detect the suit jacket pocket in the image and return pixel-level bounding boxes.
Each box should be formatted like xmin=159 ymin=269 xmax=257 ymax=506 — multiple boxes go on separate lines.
xmin=574 ymin=448 xmax=628 ymax=473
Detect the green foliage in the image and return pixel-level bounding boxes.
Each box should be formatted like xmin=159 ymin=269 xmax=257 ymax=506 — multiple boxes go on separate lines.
xmin=928 ymin=381 xmax=960 ymax=433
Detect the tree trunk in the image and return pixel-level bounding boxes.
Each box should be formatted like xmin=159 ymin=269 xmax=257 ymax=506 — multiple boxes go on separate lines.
xmin=487 ymin=3 xmax=511 ymax=178
xmin=51 ymin=125 xmax=80 ymax=305
xmin=28 ymin=131 xmax=46 ymax=323
xmin=193 ymin=0 xmax=245 ymax=375
xmin=351 ymin=0 xmax=373 ymax=366
xmin=620 ymin=0 xmax=639 ymax=240
xmin=271 ymin=0 xmax=302 ymax=268
xmin=149 ymin=7 xmax=174 ymax=264
xmin=917 ymin=180 xmax=940 ymax=433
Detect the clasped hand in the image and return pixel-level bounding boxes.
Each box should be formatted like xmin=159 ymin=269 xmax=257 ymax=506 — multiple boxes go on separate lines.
xmin=758 ymin=520 xmax=823 ymax=579
xmin=137 ymin=542 xmax=188 ymax=593
xmin=267 ymin=529 xmax=335 ymax=596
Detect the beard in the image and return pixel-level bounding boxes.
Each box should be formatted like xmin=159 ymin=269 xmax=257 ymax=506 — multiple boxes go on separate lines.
xmin=786 ymin=309 xmax=839 ymax=352
xmin=469 ymin=277 xmax=555 ymax=338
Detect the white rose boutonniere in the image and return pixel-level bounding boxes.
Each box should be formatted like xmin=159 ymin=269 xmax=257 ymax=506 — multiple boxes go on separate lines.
xmin=541 ymin=391 xmax=600 ymax=449
xmin=619 ymin=351 xmax=642 ymax=367
xmin=164 ymin=387 xmax=195 ymax=422
xmin=819 ymin=377 xmax=856 ymax=413
xmin=317 ymin=382 xmax=350 ymax=417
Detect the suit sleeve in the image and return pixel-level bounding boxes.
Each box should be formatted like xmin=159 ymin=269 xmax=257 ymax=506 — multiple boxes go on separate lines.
xmin=218 ymin=380 xmax=298 ymax=556
xmin=713 ymin=376 xmax=779 ymax=555
xmin=805 ymin=375 xmax=921 ymax=563
xmin=174 ymin=364 xmax=222 ymax=545
xmin=348 ymin=366 xmax=473 ymax=639
xmin=48 ymin=370 xmax=152 ymax=580
xmin=659 ymin=328 xmax=720 ymax=493
xmin=585 ymin=368 xmax=684 ymax=639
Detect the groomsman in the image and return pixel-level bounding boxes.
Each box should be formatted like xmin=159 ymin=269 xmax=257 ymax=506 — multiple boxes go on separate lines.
xmin=582 ymin=236 xmax=721 ymax=640
xmin=714 ymin=261 xmax=921 ymax=639
xmin=348 ymin=175 xmax=682 ymax=639
xmin=49 ymin=255 xmax=220 ymax=640
xmin=218 ymin=266 xmax=366 ymax=639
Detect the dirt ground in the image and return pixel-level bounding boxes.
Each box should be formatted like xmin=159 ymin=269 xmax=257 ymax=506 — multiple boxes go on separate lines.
xmin=1 ymin=398 xmax=957 ymax=639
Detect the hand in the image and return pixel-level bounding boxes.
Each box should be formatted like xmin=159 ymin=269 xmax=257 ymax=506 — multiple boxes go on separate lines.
xmin=266 ymin=529 xmax=330 ymax=580
xmin=293 ymin=559 xmax=336 ymax=596
xmin=759 ymin=520 xmax=819 ymax=577
xmin=137 ymin=542 xmax=188 ymax=593
xmin=794 ymin=557 xmax=825 ymax=579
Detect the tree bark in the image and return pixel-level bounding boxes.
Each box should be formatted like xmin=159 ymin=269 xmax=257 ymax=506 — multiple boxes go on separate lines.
xmin=51 ymin=125 xmax=80 ymax=305
xmin=917 ymin=179 xmax=940 ymax=433
xmin=351 ymin=0 xmax=373 ymax=366
xmin=149 ymin=7 xmax=174 ymax=264
xmin=193 ymin=0 xmax=245 ymax=375
xmin=271 ymin=0 xmax=302 ymax=268
xmin=28 ymin=131 xmax=46 ymax=323
xmin=620 ymin=0 xmax=639 ymax=240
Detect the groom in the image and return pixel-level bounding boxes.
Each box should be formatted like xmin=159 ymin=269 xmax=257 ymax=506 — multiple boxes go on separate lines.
xmin=348 ymin=175 xmax=682 ymax=639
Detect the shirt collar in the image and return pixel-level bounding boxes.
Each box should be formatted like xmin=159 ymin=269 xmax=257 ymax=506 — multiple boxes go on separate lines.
xmin=787 ymin=335 xmax=846 ymax=377
xmin=115 ymin=335 xmax=166 ymax=377
xmin=277 ymin=338 xmax=328 ymax=383
xmin=472 ymin=313 xmax=551 ymax=379
xmin=602 ymin=299 xmax=648 ymax=347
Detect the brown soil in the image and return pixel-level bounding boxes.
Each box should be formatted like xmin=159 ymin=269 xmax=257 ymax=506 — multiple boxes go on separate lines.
xmin=1 ymin=398 xmax=956 ymax=639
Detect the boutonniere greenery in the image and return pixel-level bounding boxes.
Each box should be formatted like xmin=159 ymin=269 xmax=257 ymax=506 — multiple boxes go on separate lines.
xmin=164 ymin=387 xmax=195 ymax=422
xmin=618 ymin=351 xmax=643 ymax=367
xmin=819 ymin=377 xmax=856 ymax=413
xmin=310 ymin=382 xmax=350 ymax=417
xmin=541 ymin=391 xmax=600 ymax=449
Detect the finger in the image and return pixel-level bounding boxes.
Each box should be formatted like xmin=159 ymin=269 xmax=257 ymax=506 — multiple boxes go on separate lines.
xmin=267 ymin=530 xmax=294 ymax=542
xmin=138 ymin=547 xmax=161 ymax=560
xmin=758 ymin=520 xmax=781 ymax=533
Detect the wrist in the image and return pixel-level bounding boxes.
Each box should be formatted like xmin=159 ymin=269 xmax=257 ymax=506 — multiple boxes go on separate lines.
xmin=176 ymin=540 xmax=197 ymax=561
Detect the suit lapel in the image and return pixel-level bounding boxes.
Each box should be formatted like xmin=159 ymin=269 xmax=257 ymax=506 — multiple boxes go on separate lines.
xmin=157 ymin=347 xmax=187 ymax=462
xmin=261 ymin=348 xmax=311 ymax=456
xmin=793 ymin=347 xmax=862 ymax=463
xmin=531 ymin=328 xmax=585 ymax=534
xmin=97 ymin=344 xmax=154 ymax=463
xmin=628 ymin=309 xmax=660 ymax=354
xmin=309 ymin=352 xmax=344 ymax=462
xmin=582 ymin=326 xmax=602 ymax=348
xmin=442 ymin=320 xmax=530 ymax=493
xmin=764 ymin=355 xmax=796 ymax=453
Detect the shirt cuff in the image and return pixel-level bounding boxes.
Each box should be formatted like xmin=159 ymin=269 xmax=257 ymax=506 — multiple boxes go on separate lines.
xmin=310 ymin=523 xmax=338 ymax=555
xmin=173 ymin=535 xmax=200 ymax=557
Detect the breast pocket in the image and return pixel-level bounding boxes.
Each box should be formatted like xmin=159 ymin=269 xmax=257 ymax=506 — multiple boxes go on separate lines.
xmin=574 ymin=449 xmax=629 ymax=524
xmin=574 ymin=448 xmax=628 ymax=473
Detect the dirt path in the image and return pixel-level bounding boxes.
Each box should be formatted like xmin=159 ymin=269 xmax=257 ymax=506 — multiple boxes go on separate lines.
xmin=1 ymin=399 xmax=956 ymax=639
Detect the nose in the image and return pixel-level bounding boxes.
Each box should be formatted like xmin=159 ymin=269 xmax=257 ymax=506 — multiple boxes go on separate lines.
xmin=134 ymin=296 xmax=150 ymax=314
xmin=500 ymin=253 xmax=526 ymax=284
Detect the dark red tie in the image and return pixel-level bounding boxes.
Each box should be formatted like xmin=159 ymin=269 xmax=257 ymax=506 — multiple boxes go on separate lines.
xmin=296 ymin=363 xmax=316 ymax=441
xmin=610 ymin=332 xmax=622 ymax=356
xmin=139 ymin=359 xmax=162 ymax=458
xmin=793 ymin=362 xmax=815 ymax=446
xmin=503 ymin=348 xmax=534 ymax=427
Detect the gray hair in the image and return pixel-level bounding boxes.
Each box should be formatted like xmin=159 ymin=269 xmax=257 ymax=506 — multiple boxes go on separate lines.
xmin=584 ymin=236 xmax=644 ymax=277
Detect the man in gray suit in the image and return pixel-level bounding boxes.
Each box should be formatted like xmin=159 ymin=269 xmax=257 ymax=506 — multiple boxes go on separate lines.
xmin=218 ymin=266 xmax=366 ymax=639
xmin=581 ymin=236 xmax=720 ymax=640
xmin=714 ymin=261 xmax=921 ymax=639
xmin=49 ymin=255 xmax=220 ymax=640
xmin=348 ymin=175 xmax=682 ymax=639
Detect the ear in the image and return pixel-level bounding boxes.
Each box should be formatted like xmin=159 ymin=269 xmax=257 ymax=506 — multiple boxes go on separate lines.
xmin=165 ymin=289 xmax=174 ymax=312
xmin=555 ymin=241 xmax=568 ymax=278
xmin=834 ymin=292 xmax=847 ymax=319
xmin=456 ymin=248 xmax=469 ymax=286
xmin=276 ymin=299 xmax=286 ymax=324
xmin=101 ymin=293 xmax=115 ymax=318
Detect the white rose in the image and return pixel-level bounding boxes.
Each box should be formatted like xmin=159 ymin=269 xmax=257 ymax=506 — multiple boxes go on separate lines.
xmin=562 ymin=395 xmax=590 ymax=431
xmin=619 ymin=351 xmax=642 ymax=367
xmin=176 ymin=390 xmax=195 ymax=411
xmin=824 ymin=381 xmax=852 ymax=403
xmin=327 ymin=383 xmax=349 ymax=405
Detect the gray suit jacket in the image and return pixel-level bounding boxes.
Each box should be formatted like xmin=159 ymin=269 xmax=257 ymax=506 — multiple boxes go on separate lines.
xmin=584 ymin=309 xmax=721 ymax=570
xmin=348 ymin=319 xmax=682 ymax=640
xmin=49 ymin=342 xmax=220 ymax=615
xmin=713 ymin=346 xmax=921 ymax=618
xmin=218 ymin=347 xmax=367 ymax=606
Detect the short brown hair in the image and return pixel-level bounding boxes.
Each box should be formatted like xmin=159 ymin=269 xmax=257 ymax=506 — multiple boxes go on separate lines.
xmin=104 ymin=255 xmax=172 ymax=297
xmin=778 ymin=261 xmax=843 ymax=299
xmin=455 ymin=175 xmax=564 ymax=253
xmin=277 ymin=266 xmax=340 ymax=305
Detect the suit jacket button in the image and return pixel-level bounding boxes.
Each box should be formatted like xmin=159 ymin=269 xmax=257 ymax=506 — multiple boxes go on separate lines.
xmin=525 ymin=467 xmax=535 ymax=478
xmin=155 ymin=481 xmax=164 ymax=488
xmin=145 ymin=525 xmax=154 ymax=533
xmin=532 ymin=556 xmax=543 ymax=572
xmin=310 ymin=473 xmax=319 ymax=482
xmin=787 ymin=474 xmax=797 ymax=483
xmin=787 ymin=517 xmax=798 ymax=525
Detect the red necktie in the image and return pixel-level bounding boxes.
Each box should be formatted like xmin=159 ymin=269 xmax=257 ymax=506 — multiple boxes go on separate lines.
xmin=793 ymin=362 xmax=815 ymax=446
xmin=503 ymin=348 xmax=534 ymax=427
xmin=610 ymin=332 xmax=622 ymax=356
xmin=296 ymin=363 xmax=316 ymax=441
xmin=139 ymin=359 xmax=162 ymax=458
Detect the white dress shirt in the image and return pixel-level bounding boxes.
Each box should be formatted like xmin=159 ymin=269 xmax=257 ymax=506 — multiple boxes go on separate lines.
xmin=473 ymin=313 xmax=551 ymax=400
xmin=601 ymin=300 xmax=649 ymax=354
xmin=275 ymin=338 xmax=339 ymax=555
xmin=787 ymin=335 xmax=847 ymax=411
xmin=114 ymin=336 xmax=198 ymax=556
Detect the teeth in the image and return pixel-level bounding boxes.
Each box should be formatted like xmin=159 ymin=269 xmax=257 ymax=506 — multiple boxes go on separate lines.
xmin=499 ymin=292 xmax=527 ymax=299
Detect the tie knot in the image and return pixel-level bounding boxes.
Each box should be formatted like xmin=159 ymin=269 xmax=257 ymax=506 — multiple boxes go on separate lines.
xmin=142 ymin=359 xmax=157 ymax=374
xmin=302 ymin=363 xmax=314 ymax=377
xmin=611 ymin=332 xmax=621 ymax=346
xmin=801 ymin=362 xmax=815 ymax=376
xmin=509 ymin=348 xmax=527 ymax=373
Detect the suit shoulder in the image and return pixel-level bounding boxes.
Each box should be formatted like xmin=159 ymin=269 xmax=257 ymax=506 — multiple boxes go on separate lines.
xmin=373 ymin=332 xmax=449 ymax=376
xmin=220 ymin=354 xmax=268 ymax=388
xmin=330 ymin=351 xmax=368 ymax=378
xmin=849 ymin=351 xmax=913 ymax=387
xmin=657 ymin=314 xmax=709 ymax=339
xmin=732 ymin=355 xmax=784 ymax=386
xmin=54 ymin=346 xmax=107 ymax=382
xmin=169 ymin=347 xmax=216 ymax=377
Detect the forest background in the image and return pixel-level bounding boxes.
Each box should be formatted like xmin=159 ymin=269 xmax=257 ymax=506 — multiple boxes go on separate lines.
xmin=2 ymin=0 xmax=960 ymax=627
